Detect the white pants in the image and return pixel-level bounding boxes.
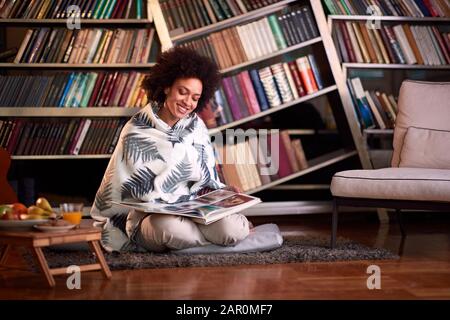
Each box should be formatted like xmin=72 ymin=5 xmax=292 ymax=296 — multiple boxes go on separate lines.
xmin=133 ymin=213 xmax=250 ymax=252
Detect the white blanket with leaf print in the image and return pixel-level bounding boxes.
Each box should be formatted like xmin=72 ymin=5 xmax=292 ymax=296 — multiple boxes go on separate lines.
xmin=90 ymin=102 xmax=225 ymax=252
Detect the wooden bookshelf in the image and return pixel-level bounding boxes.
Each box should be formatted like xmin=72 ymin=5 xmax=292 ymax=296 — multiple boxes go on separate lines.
xmin=221 ymin=37 xmax=323 ymax=74
xmin=11 ymin=155 xmax=111 ymax=160
xmin=342 ymin=63 xmax=450 ymax=77
xmin=288 ymin=129 xmax=338 ymax=136
xmin=310 ymin=0 xmax=372 ymax=168
xmin=0 ymin=0 xmax=369 ymax=215
xmin=0 ymin=1 xmax=157 ymax=166
xmin=343 ymin=63 xmax=450 ymax=70
xmin=321 ymin=1 xmax=450 ymax=221
xmin=11 ymin=150 xmax=357 ymax=182
xmin=0 ymin=63 xmax=156 ymax=69
xmin=247 ymin=149 xmax=357 ymax=194
xmin=170 ymin=0 xmax=298 ymax=42
xmin=328 ymin=15 xmax=450 ymax=23
xmin=142 ymin=0 xmax=365 ymax=207
xmin=208 ymin=85 xmax=338 ymax=134
xmin=363 ymin=129 xmax=394 ymax=135
xmin=0 ymin=19 xmax=153 ymax=26
xmin=0 ymin=107 xmax=141 ymax=117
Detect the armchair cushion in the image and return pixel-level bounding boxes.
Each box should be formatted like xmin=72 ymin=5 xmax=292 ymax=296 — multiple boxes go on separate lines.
xmin=331 ymin=168 xmax=450 ymax=202
xmin=392 ymin=81 xmax=450 ymax=167
xmin=399 ymin=127 xmax=450 ymax=170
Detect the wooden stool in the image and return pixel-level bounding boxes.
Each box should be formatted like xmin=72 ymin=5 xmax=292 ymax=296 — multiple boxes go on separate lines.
xmin=0 ymin=226 xmax=112 ymax=287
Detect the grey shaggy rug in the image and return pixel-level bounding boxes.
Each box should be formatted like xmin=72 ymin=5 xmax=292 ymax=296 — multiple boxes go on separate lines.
xmin=33 ymin=236 xmax=398 ymax=270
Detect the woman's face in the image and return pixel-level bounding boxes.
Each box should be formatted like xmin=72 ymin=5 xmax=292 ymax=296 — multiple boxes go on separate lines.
xmin=163 ymin=77 xmax=203 ymax=123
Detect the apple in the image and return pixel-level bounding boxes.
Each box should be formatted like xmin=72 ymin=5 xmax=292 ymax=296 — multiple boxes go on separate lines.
xmin=11 ymin=203 xmax=28 ymax=220
xmin=0 ymin=205 xmax=14 ymax=220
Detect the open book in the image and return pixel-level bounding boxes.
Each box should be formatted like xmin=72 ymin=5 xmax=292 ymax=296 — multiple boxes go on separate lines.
xmin=112 ymin=189 xmax=261 ymax=225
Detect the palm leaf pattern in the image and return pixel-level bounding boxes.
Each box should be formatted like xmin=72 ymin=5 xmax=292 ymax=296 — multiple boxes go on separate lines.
xmin=101 ymin=229 xmax=112 ymax=249
xmin=193 ymin=142 xmax=208 ymax=164
xmin=131 ymin=112 xmax=154 ymax=129
xmin=121 ymin=167 xmax=157 ymax=200
xmin=175 ymin=194 xmax=192 ymax=203
xmin=200 ymin=160 xmax=221 ymax=190
xmin=109 ymin=213 xmax=128 ymax=234
xmin=161 ymin=156 xmax=193 ymax=193
xmin=120 ymin=240 xmax=141 ymax=252
xmin=212 ymin=166 xmax=219 ymax=181
xmin=198 ymin=160 xmax=212 ymax=189
xmin=122 ymin=132 xmax=164 ymax=164
xmin=94 ymin=181 xmax=113 ymax=212
xmin=167 ymin=117 xmax=197 ymax=145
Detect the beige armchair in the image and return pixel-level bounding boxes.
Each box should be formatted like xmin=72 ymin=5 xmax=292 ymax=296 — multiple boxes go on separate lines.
xmin=330 ymin=80 xmax=450 ymax=248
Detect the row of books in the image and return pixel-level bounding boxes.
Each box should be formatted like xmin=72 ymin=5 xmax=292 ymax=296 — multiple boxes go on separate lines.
xmin=160 ymin=0 xmax=281 ymax=33
xmin=276 ymin=5 xmax=320 ymax=46
xmin=214 ymin=131 xmax=309 ymax=192
xmin=0 ymin=118 xmax=127 ymax=155
xmin=334 ymin=21 xmax=450 ymax=65
xmin=0 ymin=71 xmax=148 ymax=108
xmin=347 ymin=77 xmax=398 ymax=130
xmin=323 ymin=0 xmax=450 ymax=17
xmin=0 ymin=0 xmax=147 ymax=19
xmin=14 ymin=27 xmax=155 ymax=64
xmin=178 ymin=6 xmax=319 ymax=69
xmin=199 ymin=54 xmax=324 ymax=128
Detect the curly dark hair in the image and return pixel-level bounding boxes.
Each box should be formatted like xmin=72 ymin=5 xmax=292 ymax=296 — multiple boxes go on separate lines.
xmin=141 ymin=47 xmax=221 ymax=113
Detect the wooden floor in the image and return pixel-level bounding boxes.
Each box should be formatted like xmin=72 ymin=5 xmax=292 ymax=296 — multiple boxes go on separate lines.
xmin=1 ymin=214 xmax=450 ymax=300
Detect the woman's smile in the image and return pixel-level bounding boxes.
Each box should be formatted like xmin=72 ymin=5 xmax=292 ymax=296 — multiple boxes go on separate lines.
xmin=177 ymin=103 xmax=188 ymax=115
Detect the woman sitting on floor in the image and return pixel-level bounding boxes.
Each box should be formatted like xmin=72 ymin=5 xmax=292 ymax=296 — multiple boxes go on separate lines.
xmin=90 ymin=47 xmax=250 ymax=253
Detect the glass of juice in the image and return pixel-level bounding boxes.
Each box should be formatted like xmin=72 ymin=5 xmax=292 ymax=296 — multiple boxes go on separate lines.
xmin=60 ymin=203 xmax=83 ymax=225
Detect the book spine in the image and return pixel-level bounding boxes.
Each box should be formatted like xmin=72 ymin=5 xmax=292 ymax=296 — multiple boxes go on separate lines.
xmin=270 ymin=63 xmax=294 ymax=104
xmin=240 ymin=71 xmax=261 ymax=115
xmin=282 ymin=62 xmax=299 ymax=100
xmin=286 ymin=61 xmax=306 ymax=97
xmin=258 ymin=67 xmax=282 ymax=108
xmin=267 ymin=14 xmax=287 ymax=50
xmin=295 ymin=57 xmax=317 ymax=95
xmin=307 ymin=55 xmax=324 ymax=90
xmin=248 ymin=69 xmax=269 ymax=111
xmin=221 ymin=77 xmax=242 ymax=120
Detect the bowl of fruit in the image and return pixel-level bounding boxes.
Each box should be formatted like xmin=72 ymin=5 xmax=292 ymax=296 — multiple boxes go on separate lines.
xmin=0 ymin=197 xmax=54 ymax=230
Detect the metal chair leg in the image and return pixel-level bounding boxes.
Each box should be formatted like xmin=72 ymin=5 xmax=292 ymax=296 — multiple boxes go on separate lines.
xmin=330 ymin=200 xmax=338 ymax=249
xmin=395 ymin=209 xmax=406 ymax=238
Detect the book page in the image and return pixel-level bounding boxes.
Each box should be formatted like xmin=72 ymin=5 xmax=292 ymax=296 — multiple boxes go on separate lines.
xmin=113 ymin=189 xmax=260 ymax=220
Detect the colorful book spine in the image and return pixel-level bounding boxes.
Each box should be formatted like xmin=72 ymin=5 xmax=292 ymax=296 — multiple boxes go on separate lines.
xmin=249 ymin=69 xmax=270 ymax=111
xmin=307 ymin=54 xmax=324 ymax=90
xmin=270 ymin=63 xmax=294 ymax=104
xmin=258 ymin=67 xmax=282 ymax=108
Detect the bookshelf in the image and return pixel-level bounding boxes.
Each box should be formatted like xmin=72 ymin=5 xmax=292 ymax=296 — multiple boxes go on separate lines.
xmin=321 ymin=0 xmax=450 ymax=220
xmin=0 ymin=0 xmax=370 ymax=215
xmin=246 ymin=149 xmax=357 ymax=194
xmin=148 ymin=0 xmax=366 ymax=212
xmin=328 ymin=16 xmax=450 ymax=23
xmin=0 ymin=0 xmax=159 ymax=206
xmin=220 ymin=36 xmax=323 ymax=74
xmin=324 ymin=0 xmax=450 ymax=152
xmin=0 ymin=19 xmax=154 ymax=26
xmin=207 ymin=84 xmax=338 ymax=134
xmin=0 ymin=63 xmax=156 ymax=69
xmin=169 ymin=0 xmax=299 ymax=42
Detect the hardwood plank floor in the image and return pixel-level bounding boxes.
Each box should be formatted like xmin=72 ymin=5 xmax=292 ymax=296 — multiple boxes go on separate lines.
xmin=1 ymin=214 xmax=449 ymax=299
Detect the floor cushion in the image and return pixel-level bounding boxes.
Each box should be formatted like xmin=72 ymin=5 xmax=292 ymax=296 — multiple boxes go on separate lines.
xmin=49 ymin=223 xmax=283 ymax=254
xmin=173 ymin=223 xmax=283 ymax=254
